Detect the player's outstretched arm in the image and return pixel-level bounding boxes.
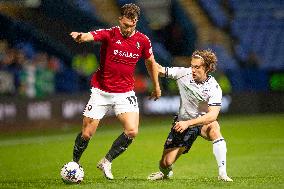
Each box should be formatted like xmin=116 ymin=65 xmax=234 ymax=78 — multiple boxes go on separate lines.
xmin=145 ymin=55 xmax=161 ymax=101
xmin=174 ymin=106 xmax=221 ymax=133
xmin=70 ymin=32 xmax=94 ymax=43
xmin=155 ymin=63 xmax=166 ymax=77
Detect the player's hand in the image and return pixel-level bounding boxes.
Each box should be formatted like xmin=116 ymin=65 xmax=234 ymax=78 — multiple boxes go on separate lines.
xmin=174 ymin=121 xmax=189 ymax=133
xmin=70 ymin=32 xmax=83 ymax=43
xmin=149 ymin=87 xmax=161 ymax=101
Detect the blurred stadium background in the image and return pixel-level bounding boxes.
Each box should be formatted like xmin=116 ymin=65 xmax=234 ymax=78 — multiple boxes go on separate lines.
xmin=0 ymin=0 xmax=283 ymax=129
xmin=0 ymin=1 xmax=284 ymax=188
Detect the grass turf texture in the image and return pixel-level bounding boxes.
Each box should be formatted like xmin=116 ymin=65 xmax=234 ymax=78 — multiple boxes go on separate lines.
xmin=0 ymin=113 xmax=283 ymax=189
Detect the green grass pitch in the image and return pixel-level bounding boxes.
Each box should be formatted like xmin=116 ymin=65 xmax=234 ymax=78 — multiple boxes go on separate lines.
xmin=0 ymin=113 xmax=283 ymax=189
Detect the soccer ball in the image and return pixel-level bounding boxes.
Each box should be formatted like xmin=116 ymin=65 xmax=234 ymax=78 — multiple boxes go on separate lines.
xmin=60 ymin=161 xmax=84 ymax=184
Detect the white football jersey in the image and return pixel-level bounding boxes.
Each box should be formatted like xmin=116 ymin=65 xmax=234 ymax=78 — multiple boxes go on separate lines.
xmin=165 ymin=67 xmax=222 ymax=121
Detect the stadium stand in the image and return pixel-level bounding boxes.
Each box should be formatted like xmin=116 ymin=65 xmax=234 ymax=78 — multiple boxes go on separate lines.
xmin=229 ymin=0 xmax=284 ymax=70
xmin=199 ymin=0 xmax=229 ymax=29
xmin=195 ymin=0 xmax=283 ymax=91
xmin=0 ymin=0 xmax=283 ymax=96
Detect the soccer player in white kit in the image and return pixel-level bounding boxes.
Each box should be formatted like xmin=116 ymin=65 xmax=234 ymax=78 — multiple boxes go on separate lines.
xmin=148 ymin=49 xmax=233 ymax=182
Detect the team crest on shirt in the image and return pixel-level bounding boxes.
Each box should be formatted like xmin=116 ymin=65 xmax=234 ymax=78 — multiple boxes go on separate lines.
xmin=136 ymin=42 xmax=140 ymax=49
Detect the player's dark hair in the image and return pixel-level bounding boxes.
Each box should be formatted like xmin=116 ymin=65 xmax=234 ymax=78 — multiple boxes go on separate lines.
xmin=120 ymin=3 xmax=140 ymax=20
xmin=192 ymin=49 xmax=217 ymax=73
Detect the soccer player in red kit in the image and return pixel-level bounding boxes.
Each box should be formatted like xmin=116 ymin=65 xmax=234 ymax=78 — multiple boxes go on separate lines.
xmin=70 ymin=3 xmax=161 ymax=180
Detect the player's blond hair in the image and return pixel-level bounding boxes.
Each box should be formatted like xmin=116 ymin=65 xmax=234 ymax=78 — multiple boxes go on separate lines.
xmin=120 ymin=3 xmax=140 ymax=20
xmin=192 ymin=49 xmax=217 ymax=73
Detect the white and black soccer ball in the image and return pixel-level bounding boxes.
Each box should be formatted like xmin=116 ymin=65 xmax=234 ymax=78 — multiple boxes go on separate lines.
xmin=60 ymin=161 xmax=84 ymax=184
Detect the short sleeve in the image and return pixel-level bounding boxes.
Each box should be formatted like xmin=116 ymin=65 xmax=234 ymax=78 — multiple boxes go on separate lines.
xmin=141 ymin=35 xmax=153 ymax=59
xmin=165 ymin=67 xmax=189 ymax=80
xmin=208 ymin=83 xmax=222 ymax=106
xmin=89 ymin=28 xmax=111 ymax=42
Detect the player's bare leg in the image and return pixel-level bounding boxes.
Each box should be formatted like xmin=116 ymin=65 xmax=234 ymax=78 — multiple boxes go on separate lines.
xmin=148 ymin=147 xmax=185 ymax=180
xmin=73 ymin=116 xmax=100 ymax=163
xmin=97 ymin=112 xmax=139 ymax=180
xmin=201 ymin=121 xmax=233 ymax=182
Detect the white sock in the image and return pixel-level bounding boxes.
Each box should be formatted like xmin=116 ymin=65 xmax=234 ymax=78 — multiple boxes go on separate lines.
xmin=213 ymin=138 xmax=227 ymax=176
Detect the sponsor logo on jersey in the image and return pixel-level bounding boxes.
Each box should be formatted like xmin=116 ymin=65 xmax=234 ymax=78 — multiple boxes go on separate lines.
xmin=114 ymin=50 xmax=139 ymax=59
xmin=116 ymin=40 xmax=121 ymax=44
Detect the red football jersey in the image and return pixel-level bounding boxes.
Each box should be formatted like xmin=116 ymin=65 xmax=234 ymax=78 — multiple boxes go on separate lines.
xmin=89 ymin=26 xmax=153 ymax=93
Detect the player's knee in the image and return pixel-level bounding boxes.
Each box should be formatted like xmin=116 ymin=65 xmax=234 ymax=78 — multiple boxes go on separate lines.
xmin=81 ymin=131 xmax=92 ymax=140
xmin=209 ymin=125 xmax=221 ymax=140
xmin=125 ymin=128 xmax=138 ymax=138
xmin=160 ymin=158 xmax=173 ymax=168
xmin=82 ymin=117 xmax=99 ymax=140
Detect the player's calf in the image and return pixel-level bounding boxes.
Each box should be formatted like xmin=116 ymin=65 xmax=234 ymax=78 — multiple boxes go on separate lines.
xmin=105 ymin=132 xmax=133 ymax=162
xmin=73 ymin=132 xmax=89 ymax=163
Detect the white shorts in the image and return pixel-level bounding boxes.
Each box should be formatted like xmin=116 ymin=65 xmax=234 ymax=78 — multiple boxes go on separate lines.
xmin=83 ymin=87 xmax=139 ymax=120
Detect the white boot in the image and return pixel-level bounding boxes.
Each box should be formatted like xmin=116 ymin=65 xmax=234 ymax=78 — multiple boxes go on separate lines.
xmin=147 ymin=171 xmax=173 ymax=180
xmin=218 ymin=174 xmax=233 ymax=182
xmin=97 ymin=158 xmax=114 ymax=180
